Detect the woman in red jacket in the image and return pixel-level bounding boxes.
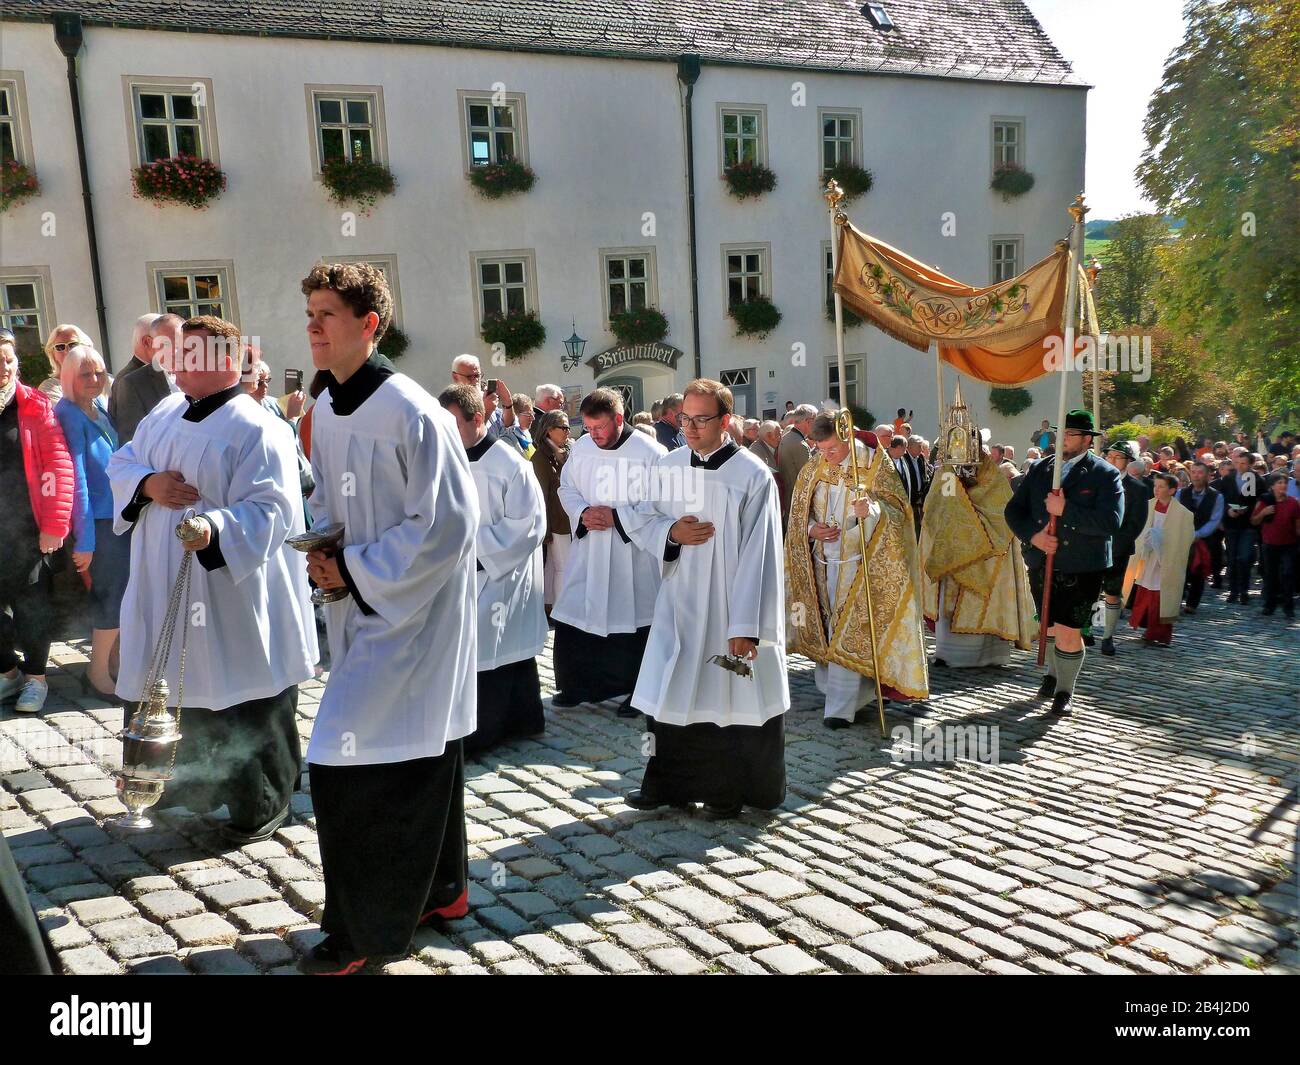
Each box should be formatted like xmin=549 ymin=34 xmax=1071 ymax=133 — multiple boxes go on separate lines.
xmin=0 ymin=329 xmax=74 ymax=714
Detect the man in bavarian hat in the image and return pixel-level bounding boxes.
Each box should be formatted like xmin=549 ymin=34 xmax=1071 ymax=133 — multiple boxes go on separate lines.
xmin=1004 ymin=409 xmax=1124 ymax=714
xmin=1096 ymin=440 xmax=1154 ymax=656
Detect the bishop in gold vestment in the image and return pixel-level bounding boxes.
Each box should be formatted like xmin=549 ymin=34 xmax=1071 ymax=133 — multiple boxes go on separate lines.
xmin=786 ymin=415 xmax=929 ymax=726
xmin=920 ymin=451 xmax=1036 ymax=667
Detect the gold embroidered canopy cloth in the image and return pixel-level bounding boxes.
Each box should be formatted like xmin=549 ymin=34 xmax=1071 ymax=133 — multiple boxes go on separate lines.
xmin=832 ymin=223 xmax=1089 ymax=386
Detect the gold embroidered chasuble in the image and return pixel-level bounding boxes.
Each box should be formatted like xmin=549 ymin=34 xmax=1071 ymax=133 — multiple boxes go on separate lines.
xmin=785 ymin=441 xmax=929 ymax=700
xmin=919 ymin=453 xmax=1035 ymax=648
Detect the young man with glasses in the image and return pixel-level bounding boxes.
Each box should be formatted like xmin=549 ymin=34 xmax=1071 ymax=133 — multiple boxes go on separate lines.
xmin=1005 ymin=409 xmax=1124 ymax=715
xmin=622 ymin=379 xmax=789 ymax=818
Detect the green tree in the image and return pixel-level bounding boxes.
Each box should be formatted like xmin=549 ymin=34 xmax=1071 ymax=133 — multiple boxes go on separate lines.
xmin=1093 ymin=213 xmax=1168 ymax=330
xmin=1137 ymin=0 xmax=1300 ymax=422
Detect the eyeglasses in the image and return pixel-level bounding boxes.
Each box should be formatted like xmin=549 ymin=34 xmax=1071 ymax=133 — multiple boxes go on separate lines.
xmin=675 ymin=413 xmax=722 ymax=429
xmin=454 ymin=369 xmax=482 ymax=382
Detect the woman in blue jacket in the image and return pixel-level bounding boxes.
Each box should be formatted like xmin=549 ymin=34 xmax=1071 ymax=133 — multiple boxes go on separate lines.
xmin=55 ymin=345 xmax=129 ymax=697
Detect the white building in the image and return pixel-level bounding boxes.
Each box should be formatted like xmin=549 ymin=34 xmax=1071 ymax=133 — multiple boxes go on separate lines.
xmin=1 ymin=0 xmax=1086 ymax=444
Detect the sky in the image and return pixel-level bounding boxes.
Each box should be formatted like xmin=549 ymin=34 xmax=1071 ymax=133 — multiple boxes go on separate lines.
xmin=1022 ymin=0 xmax=1187 ymax=221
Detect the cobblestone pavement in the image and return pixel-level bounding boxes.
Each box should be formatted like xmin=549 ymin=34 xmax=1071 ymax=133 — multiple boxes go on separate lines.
xmin=3 ymin=588 xmax=1297 ymax=976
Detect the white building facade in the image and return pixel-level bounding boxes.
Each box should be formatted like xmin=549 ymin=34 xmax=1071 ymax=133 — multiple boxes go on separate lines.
xmin=1 ymin=2 xmax=1086 ymax=445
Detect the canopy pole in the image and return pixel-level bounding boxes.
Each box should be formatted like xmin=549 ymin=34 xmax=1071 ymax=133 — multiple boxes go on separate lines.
xmin=827 ymin=179 xmax=886 ymax=734
xmin=935 ymin=349 xmax=943 ymax=445
xmin=1037 ymin=193 xmax=1089 ymax=666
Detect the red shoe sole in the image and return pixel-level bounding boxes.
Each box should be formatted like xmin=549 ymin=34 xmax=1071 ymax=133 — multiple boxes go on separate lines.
xmin=419 ymin=887 xmax=469 ymax=925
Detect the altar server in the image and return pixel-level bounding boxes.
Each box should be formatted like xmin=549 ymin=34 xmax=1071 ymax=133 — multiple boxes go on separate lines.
xmin=551 ymin=387 xmax=665 ymax=715
xmin=297 ymin=264 xmax=478 ymax=974
xmin=439 ymin=383 xmax=547 ymax=753
xmin=625 ymin=379 xmax=789 ymax=817
xmin=108 ymin=315 xmax=317 ymax=844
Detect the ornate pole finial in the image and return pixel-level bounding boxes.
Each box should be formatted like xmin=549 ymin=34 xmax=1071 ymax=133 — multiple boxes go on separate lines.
xmin=1067 ymin=192 xmax=1088 ymax=224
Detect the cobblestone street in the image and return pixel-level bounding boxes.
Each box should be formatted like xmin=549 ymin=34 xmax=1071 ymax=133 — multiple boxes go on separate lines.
xmin=3 ymin=592 xmax=1297 ymax=976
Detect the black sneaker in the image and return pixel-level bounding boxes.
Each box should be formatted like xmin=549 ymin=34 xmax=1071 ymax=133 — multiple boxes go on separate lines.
xmin=1036 ymin=675 xmax=1057 ymax=701
xmin=1049 ymin=691 xmax=1073 ymax=715
xmin=1099 ymin=637 xmax=1116 ymax=657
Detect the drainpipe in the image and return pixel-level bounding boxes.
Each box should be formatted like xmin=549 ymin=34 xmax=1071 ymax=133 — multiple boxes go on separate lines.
xmin=53 ymin=13 xmax=112 ymax=369
xmin=677 ymin=54 xmax=702 ymax=381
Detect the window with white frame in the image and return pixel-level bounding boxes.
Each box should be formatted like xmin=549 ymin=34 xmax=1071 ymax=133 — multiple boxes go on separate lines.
xmin=151 ymin=263 xmax=233 ymax=320
xmin=992 ymin=119 xmax=1023 ymax=168
xmin=602 ymin=250 xmax=656 ymax=318
xmin=826 ymin=358 xmax=863 ymax=408
xmin=0 ymin=274 xmax=47 ymax=362
xmin=821 ymin=112 xmax=856 ymax=171
xmin=720 ymin=107 xmax=764 ymax=167
xmin=474 ymin=254 xmax=536 ymax=320
xmin=824 ymin=244 xmax=837 ymax=304
xmin=457 ymin=90 xmax=528 ymax=172
xmin=132 ymin=84 xmax=206 ymax=163
xmin=0 ymin=74 xmax=34 ymax=167
xmin=724 ymin=246 xmax=769 ymax=307
xmin=314 ymin=93 xmax=379 ymax=165
xmin=991 ymin=237 xmax=1022 ymax=284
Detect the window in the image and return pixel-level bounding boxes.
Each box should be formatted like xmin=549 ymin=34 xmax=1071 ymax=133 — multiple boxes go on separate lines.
xmin=863 ymin=3 xmax=895 ymax=31
xmin=824 ymin=243 xmax=836 ymax=304
xmin=148 ymin=261 xmax=237 ymax=322
xmin=722 ymin=244 xmax=771 ymax=308
xmin=0 ymin=269 xmax=53 ymax=364
xmin=0 ymin=72 xmax=34 ymax=167
xmin=600 ymin=248 xmax=659 ymax=322
xmin=457 ymin=90 xmax=529 ymax=173
xmin=330 ymin=254 xmax=403 ymax=327
xmin=827 ymin=358 xmax=863 ymax=408
xmin=992 ymin=119 xmax=1023 ymax=169
xmin=305 ymin=85 xmax=387 ymax=173
xmin=820 ymin=111 xmax=859 ymax=171
xmin=718 ymin=105 xmax=766 ymax=170
xmin=991 ymin=237 xmax=1022 ymax=284
xmin=471 ymin=250 xmax=538 ymax=324
xmin=123 ymin=77 xmax=218 ymax=167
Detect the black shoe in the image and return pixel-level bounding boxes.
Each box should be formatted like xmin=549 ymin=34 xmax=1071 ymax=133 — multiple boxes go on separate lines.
xmin=548 ymin=693 xmax=583 ymax=710
xmin=931 ymin=657 xmax=947 ymax=668
xmin=625 ymin=789 xmax=691 ymax=812
xmin=615 ymin=697 xmax=639 ymax=719
xmin=1225 ymin=593 xmax=1239 ymax=603
xmin=297 ymin=936 xmax=383 ymax=975
xmin=823 ymin=717 xmax=851 ymax=730
xmin=221 ymin=804 xmax=290 ymax=845
xmin=1182 ymin=605 xmax=1196 ymax=615
xmin=704 ymin=802 xmax=743 ymax=819
xmin=1036 ymin=675 xmax=1057 ymax=701
xmin=1240 ymin=592 xmax=1251 ymax=603
xmin=1099 ymin=637 xmax=1115 ymax=657
xmin=1082 ymin=633 xmax=1095 ymax=647
xmin=1049 ymin=690 xmax=1073 ymax=715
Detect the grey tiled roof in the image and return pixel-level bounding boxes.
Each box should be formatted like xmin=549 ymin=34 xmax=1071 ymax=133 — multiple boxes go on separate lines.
xmin=7 ymin=0 xmax=1082 ymax=86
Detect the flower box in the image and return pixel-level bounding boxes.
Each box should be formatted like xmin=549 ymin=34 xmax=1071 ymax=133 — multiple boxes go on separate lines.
xmin=481 ymin=309 xmax=546 ymax=360
xmin=730 ymin=295 xmax=782 ymax=338
xmin=132 ymin=155 xmax=225 ymax=208
xmin=469 ymin=159 xmax=537 ymax=199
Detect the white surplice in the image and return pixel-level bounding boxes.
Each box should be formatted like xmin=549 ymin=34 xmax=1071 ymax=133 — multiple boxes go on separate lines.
xmin=552 ymin=427 xmax=666 ymax=635
xmin=469 ymin=437 xmax=548 ymax=671
xmin=307 ymin=374 xmax=479 ymax=766
xmin=108 ymin=392 xmax=317 ymax=711
xmin=628 ymin=443 xmax=789 ymax=726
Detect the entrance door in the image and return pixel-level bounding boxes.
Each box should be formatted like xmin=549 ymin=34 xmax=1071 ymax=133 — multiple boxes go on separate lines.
xmin=720 ymin=368 xmax=756 ymax=419
xmin=600 ymin=376 xmax=643 ymax=416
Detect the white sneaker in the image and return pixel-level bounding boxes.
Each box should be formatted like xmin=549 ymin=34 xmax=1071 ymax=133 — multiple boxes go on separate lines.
xmin=14 ymin=677 xmax=49 ymax=714
xmin=0 ymin=670 xmax=22 ymax=702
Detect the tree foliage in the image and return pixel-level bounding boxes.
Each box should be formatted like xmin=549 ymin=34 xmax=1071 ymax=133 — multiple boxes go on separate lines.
xmin=1093 ymin=213 xmax=1168 ymax=329
xmin=1137 ymin=0 xmax=1300 ymax=422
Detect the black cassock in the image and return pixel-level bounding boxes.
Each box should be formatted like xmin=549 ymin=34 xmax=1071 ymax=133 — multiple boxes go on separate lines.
xmin=0 ymin=833 xmax=60 ymax=975
xmin=552 ymin=621 xmax=650 ymax=704
xmin=639 ymin=715 xmax=786 ymax=809
xmin=149 ymin=685 xmax=302 ymax=833
xmin=465 ymin=658 xmax=545 ymax=756
xmin=310 ymin=743 xmax=467 ymax=958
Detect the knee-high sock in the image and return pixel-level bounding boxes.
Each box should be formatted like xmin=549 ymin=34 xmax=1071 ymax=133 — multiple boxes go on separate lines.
xmin=1102 ymin=602 xmax=1122 ymax=639
xmin=1044 ymin=636 xmax=1057 ymax=678
xmin=1055 ymin=646 xmax=1085 ymax=694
